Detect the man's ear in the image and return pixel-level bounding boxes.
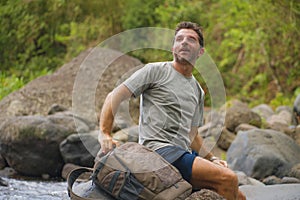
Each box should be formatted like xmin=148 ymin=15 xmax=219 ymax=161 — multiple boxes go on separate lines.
xmin=198 ymin=47 xmax=205 ymax=57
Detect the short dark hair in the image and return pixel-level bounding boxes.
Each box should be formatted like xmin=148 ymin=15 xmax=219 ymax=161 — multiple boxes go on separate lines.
xmin=175 ymin=21 xmax=204 ymax=47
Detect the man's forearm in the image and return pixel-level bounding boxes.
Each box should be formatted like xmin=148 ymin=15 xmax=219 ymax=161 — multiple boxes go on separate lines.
xmin=100 ymin=92 xmax=115 ymax=136
xmin=99 ymin=84 xmax=133 ymax=136
xmin=191 ymin=133 xmax=214 ymax=160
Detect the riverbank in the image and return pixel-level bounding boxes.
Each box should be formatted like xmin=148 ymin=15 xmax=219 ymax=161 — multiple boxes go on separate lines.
xmin=0 ymin=177 xmax=68 ymax=200
xmin=1 ymin=177 xmax=299 ymax=200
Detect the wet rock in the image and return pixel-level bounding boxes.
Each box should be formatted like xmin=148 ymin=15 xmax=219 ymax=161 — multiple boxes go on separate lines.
xmin=0 ymin=177 xmax=8 ymax=187
xmin=0 ymin=113 xmax=89 ymax=177
xmin=59 ymin=131 xmax=100 ymax=168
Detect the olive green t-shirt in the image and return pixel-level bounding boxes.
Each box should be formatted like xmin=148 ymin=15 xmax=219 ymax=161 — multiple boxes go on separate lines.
xmin=123 ymin=62 xmax=204 ymax=151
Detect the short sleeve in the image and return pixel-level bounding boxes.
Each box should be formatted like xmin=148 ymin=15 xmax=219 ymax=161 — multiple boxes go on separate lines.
xmin=123 ymin=64 xmax=157 ymax=98
xmin=191 ymin=86 xmax=204 ymax=127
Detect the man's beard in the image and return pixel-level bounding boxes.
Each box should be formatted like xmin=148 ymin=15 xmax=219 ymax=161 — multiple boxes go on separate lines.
xmin=174 ymin=53 xmax=193 ymax=65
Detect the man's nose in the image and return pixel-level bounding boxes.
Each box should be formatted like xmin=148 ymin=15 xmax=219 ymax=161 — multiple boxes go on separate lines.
xmin=181 ymin=38 xmax=188 ymax=45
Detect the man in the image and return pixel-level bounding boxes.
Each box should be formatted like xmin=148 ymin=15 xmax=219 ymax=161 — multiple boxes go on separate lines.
xmin=98 ymin=21 xmax=246 ymax=200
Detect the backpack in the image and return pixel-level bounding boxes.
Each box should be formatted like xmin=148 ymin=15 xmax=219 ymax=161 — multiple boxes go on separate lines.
xmin=68 ymin=142 xmax=192 ymax=200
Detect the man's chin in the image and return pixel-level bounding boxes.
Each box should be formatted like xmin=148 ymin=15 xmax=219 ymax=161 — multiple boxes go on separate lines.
xmin=175 ymin=57 xmax=192 ymax=65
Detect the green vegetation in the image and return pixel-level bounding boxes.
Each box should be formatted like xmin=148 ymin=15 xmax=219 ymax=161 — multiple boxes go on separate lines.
xmin=1 ymin=0 xmax=299 ymax=107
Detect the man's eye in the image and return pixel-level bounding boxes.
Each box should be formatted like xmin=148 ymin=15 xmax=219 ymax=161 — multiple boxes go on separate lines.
xmin=176 ymin=37 xmax=183 ymax=42
xmin=188 ymin=37 xmax=197 ymax=43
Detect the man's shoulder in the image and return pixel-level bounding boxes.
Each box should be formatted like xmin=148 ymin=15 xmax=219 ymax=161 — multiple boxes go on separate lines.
xmin=145 ymin=61 xmax=171 ymax=69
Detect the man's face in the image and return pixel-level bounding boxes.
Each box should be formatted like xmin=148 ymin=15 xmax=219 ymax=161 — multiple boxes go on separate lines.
xmin=172 ymin=29 xmax=203 ymax=65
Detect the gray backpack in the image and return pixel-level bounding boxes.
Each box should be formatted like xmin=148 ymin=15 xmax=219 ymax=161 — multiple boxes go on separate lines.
xmin=68 ymin=142 xmax=192 ymax=200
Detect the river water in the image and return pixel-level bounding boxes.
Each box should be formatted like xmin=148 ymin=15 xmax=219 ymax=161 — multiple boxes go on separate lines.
xmin=0 ymin=177 xmax=69 ymax=200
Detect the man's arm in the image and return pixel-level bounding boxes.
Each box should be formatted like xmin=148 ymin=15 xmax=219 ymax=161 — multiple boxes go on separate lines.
xmin=99 ymin=84 xmax=132 ymax=154
xmin=190 ymin=127 xmax=228 ymax=167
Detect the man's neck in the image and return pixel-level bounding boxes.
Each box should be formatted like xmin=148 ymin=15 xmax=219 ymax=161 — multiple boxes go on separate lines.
xmin=172 ymin=61 xmax=194 ymax=77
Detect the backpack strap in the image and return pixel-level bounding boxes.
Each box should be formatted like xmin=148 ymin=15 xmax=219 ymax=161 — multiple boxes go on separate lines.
xmin=67 ymin=167 xmax=94 ymax=200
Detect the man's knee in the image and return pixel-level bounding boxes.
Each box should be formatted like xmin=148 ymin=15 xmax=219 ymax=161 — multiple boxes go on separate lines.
xmin=219 ymin=169 xmax=238 ymax=187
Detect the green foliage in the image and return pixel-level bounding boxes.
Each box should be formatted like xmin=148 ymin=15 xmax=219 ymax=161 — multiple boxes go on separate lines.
xmin=270 ymin=92 xmax=294 ymax=109
xmin=0 ymin=73 xmax=24 ymax=100
xmin=0 ymin=0 xmax=299 ymax=108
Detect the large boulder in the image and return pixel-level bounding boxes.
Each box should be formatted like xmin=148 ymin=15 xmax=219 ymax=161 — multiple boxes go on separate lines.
xmin=0 ymin=48 xmax=142 ymax=125
xmin=266 ymin=109 xmax=294 ymax=135
xmin=59 ymin=131 xmax=100 ymax=167
xmin=227 ymin=129 xmax=300 ymax=180
xmin=224 ymin=100 xmax=262 ymax=132
xmin=252 ymin=104 xmax=274 ymax=120
xmin=0 ymin=112 xmax=90 ymax=177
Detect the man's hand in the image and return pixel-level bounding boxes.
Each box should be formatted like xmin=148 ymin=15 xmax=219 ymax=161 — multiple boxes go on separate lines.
xmin=98 ymin=132 xmax=119 ymax=155
xmin=210 ymin=156 xmax=228 ymax=168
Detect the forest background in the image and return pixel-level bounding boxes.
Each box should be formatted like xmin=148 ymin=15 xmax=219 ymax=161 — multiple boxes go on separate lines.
xmin=1 ymin=0 xmax=299 ymax=108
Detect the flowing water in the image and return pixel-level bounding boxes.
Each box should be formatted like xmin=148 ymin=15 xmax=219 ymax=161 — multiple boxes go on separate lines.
xmin=0 ymin=177 xmax=69 ymax=200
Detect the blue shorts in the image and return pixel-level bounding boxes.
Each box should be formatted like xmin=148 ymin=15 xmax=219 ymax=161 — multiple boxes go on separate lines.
xmin=155 ymin=146 xmax=198 ymax=182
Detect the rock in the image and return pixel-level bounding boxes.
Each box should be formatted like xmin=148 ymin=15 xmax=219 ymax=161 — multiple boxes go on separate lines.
xmin=288 ymin=163 xmax=300 ymax=179
xmin=227 ymin=129 xmax=300 ymax=180
xmin=198 ymin=122 xmax=224 ymax=141
xmin=0 ymin=155 xmax=7 ymax=170
xmin=262 ymin=175 xmax=282 ymax=185
xmin=252 ymin=104 xmax=274 ymax=120
xmin=185 ymin=189 xmax=225 ymax=200
xmin=266 ymin=109 xmax=294 ymax=135
xmin=47 ymin=104 xmax=68 ymax=115
xmin=275 ymin=106 xmax=293 ymax=116
xmin=0 ymin=48 xmax=142 ymax=125
xmin=281 ymin=176 xmax=300 ymax=184
xmin=235 ymin=171 xmax=265 ymax=186
xmin=0 ymin=113 xmax=89 ymax=177
xmin=204 ymin=110 xmax=225 ymax=127
xmin=112 ymin=101 xmax=137 ymax=132
xmin=239 ymin=184 xmax=300 ymax=200
xmin=224 ymin=100 xmax=262 ymax=132
xmin=0 ymin=177 xmax=8 ymax=187
xmin=112 ymin=126 xmax=139 ymax=143
xmin=293 ymin=125 xmax=300 ymax=146
xmin=235 ymin=123 xmax=258 ymax=133
xmin=0 ymin=167 xmax=17 ymax=177
xmin=216 ymin=128 xmax=236 ymax=150
xmin=59 ymin=131 xmax=100 ymax=167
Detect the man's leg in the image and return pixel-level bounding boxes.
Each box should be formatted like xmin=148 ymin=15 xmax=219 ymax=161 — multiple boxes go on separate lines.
xmin=190 ymin=157 xmax=246 ymax=200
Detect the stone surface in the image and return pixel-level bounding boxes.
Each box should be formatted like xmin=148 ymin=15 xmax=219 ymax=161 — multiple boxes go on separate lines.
xmin=239 ymin=184 xmax=300 ymax=200
xmin=59 ymin=131 xmax=100 ymax=168
xmin=185 ymin=189 xmax=225 ymax=200
xmin=0 ymin=48 xmax=142 ymax=125
xmin=289 ymin=163 xmax=300 ymax=179
xmin=112 ymin=125 xmax=139 ymax=143
xmin=216 ymin=128 xmax=236 ymax=151
xmin=0 ymin=112 xmax=90 ymax=177
xmin=227 ymin=129 xmax=300 ymax=180
xmin=252 ymin=104 xmax=274 ymax=120
xmin=224 ymin=100 xmax=262 ymax=132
